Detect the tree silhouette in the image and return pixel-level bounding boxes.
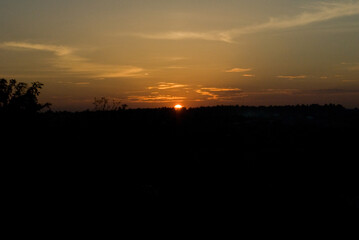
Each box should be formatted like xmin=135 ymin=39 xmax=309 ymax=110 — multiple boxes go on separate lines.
xmin=121 ymin=104 xmax=128 ymax=110
xmin=0 ymin=79 xmax=50 ymax=113
xmin=93 ymin=97 xmax=124 ymax=111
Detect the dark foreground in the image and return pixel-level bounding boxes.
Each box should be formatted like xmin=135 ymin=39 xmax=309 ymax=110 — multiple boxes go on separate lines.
xmin=2 ymin=105 xmax=358 ymax=224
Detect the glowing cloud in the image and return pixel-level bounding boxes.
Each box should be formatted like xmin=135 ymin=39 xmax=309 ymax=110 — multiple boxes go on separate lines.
xmin=0 ymin=41 xmax=145 ymax=78
xmin=347 ymin=63 xmax=359 ymax=71
xmin=0 ymin=42 xmax=73 ymax=56
xmin=134 ymin=31 xmax=234 ymax=43
xmin=277 ymin=75 xmax=307 ymax=79
xmin=225 ymin=68 xmax=252 ymax=73
xmin=196 ymin=87 xmax=242 ymax=100
xmin=242 ymin=74 xmax=255 ymax=77
xmin=133 ymin=1 xmax=359 ymax=43
xmin=128 ymin=94 xmax=186 ymax=103
xmin=148 ymin=82 xmax=188 ymax=90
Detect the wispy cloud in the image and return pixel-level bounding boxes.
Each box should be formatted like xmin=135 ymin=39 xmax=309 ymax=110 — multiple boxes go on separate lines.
xmin=133 ymin=1 xmax=359 ymax=43
xmin=0 ymin=41 xmax=145 ymax=78
xmin=342 ymin=79 xmax=358 ymax=83
xmin=0 ymin=41 xmax=73 ymax=56
xmin=165 ymin=66 xmax=187 ymax=69
xmin=127 ymin=82 xmax=189 ymax=103
xmin=249 ymin=88 xmax=359 ymax=96
xmin=225 ymin=68 xmax=252 ymax=73
xmin=127 ymin=84 xmax=243 ymax=103
xmin=277 ymin=75 xmax=307 ymax=79
xmin=57 ymin=81 xmax=90 ymax=85
xmin=128 ymin=94 xmax=186 ymax=103
xmin=133 ymin=31 xmax=233 ymax=43
xmin=229 ymin=1 xmax=359 ymax=36
xmin=342 ymin=62 xmax=359 ymax=71
xmin=148 ymin=82 xmax=188 ymax=90
xmin=242 ymin=74 xmax=255 ymax=77
xmin=262 ymin=89 xmax=299 ymax=95
xmin=196 ymin=87 xmax=242 ymax=100
xmin=302 ymin=88 xmax=359 ymax=95
xmin=153 ymin=56 xmax=188 ymax=62
xmin=349 ymin=65 xmax=359 ymax=71
xmin=201 ymin=87 xmax=242 ymax=92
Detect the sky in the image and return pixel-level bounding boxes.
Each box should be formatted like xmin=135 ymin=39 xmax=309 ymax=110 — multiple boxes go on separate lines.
xmin=1 ymin=0 xmax=359 ymax=110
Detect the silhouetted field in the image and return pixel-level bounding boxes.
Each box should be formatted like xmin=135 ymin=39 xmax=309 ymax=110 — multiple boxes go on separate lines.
xmin=2 ymin=104 xmax=358 ymax=221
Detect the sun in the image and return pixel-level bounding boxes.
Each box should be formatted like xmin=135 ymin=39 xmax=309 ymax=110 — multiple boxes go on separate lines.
xmin=174 ymin=104 xmax=183 ymax=110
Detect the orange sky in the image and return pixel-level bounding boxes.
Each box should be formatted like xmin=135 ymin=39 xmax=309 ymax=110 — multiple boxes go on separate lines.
xmin=1 ymin=0 xmax=359 ymax=110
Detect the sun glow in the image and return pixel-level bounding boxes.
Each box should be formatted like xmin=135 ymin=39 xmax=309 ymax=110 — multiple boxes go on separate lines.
xmin=174 ymin=104 xmax=183 ymax=110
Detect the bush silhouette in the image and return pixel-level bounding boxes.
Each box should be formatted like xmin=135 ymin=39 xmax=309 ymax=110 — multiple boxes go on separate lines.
xmin=0 ymin=79 xmax=50 ymax=113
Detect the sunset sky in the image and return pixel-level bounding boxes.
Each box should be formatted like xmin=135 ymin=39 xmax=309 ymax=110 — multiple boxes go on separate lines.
xmin=1 ymin=0 xmax=359 ymax=110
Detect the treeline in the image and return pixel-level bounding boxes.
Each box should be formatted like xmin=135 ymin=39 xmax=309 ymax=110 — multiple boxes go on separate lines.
xmin=1 ymin=79 xmax=358 ymax=219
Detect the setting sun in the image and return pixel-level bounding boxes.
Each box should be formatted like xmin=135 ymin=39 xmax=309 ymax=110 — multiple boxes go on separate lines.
xmin=174 ymin=104 xmax=183 ymax=110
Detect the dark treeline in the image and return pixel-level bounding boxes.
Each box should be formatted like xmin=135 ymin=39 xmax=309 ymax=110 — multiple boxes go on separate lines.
xmin=2 ymin=104 xmax=359 ymax=222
